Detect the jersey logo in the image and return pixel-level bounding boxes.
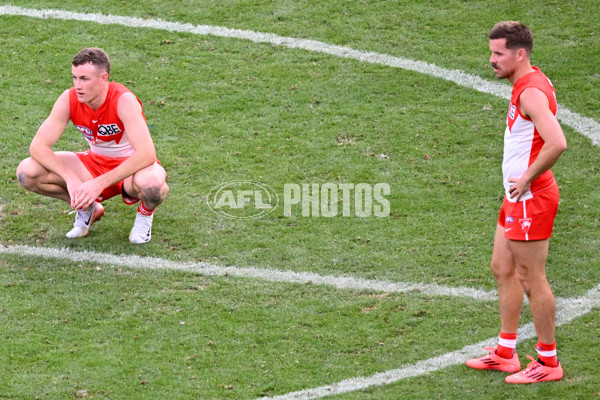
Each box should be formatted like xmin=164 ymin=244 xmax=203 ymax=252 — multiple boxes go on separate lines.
xmin=97 ymin=123 xmax=122 ymax=137
xmin=75 ymin=125 xmax=95 ymax=142
xmin=508 ymin=104 xmax=516 ymax=120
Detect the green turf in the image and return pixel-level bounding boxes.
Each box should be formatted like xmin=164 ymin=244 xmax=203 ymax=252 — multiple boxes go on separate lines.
xmin=0 ymin=1 xmax=598 ymax=399
xmin=0 ymin=254 xmax=504 ymax=399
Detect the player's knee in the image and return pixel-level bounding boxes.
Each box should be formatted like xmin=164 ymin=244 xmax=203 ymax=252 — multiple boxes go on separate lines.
xmin=16 ymin=158 xmax=37 ymax=190
xmin=490 ymin=259 xmax=513 ymax=281
xmin=140 ymin=184 xmax=166 ymax=205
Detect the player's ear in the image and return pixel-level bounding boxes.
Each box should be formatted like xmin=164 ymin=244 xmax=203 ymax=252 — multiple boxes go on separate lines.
xmin=100 ymin=71 xmax=109 ymax=82
xmin=516 ymin=47 xmax=528 ymax=61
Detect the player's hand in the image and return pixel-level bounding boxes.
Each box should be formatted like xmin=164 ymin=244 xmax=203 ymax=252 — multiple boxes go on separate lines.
xmin=71 ymin=179 xmax=103 ymax=210
xmin=508 ymin=177 xmax=531 ymax=202
xmin=64 ymin=176 xmax=83 ymax=208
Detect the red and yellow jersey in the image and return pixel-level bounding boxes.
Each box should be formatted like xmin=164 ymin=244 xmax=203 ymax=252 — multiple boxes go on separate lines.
xmin=503 ymin=66 xmax=557 ymax=202
xmin=69 ymin=81 xmax=145 ymax=158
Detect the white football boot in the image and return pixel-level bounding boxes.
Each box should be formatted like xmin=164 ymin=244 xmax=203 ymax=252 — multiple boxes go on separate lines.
xmin=66 ymin=202 xmax=105 ymax=239
xmin=129 ymin=211 xmax=154 ymax=244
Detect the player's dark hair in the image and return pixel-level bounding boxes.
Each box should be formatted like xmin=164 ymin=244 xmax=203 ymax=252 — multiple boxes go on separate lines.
xmin=489 ymin=21 xmax=533 ymax=56
xmin=72 ymin=47 xmax=111 ymax=75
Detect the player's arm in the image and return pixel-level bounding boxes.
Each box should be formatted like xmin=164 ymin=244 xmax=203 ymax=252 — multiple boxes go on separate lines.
xmin=508 ymin=87 xmax=567 ymax=201
xmin=71 ymin=92 xmax=156 ymax=209
xmin=29 ymin=90 xmax=83 ymax=192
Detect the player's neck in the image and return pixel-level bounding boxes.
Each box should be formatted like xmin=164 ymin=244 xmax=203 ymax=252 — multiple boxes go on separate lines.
xmin=509 ymin=63 xmax=535 ymax=85
xmin=86 ymin=83 xmax=110 ymax=110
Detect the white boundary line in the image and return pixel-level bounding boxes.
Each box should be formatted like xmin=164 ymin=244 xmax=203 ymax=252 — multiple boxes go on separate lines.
xmin=258 ymin=284 xmax=600 ymax=400
xmin=1 ymin=244 xmax=598 ymax=400
xmin=1 ymin=5 xmax=599 ymax=398
xmin=0 ymin=245 xmax=497 ymax=301
xmin=0 ymin=5 xmax=599 ymax=146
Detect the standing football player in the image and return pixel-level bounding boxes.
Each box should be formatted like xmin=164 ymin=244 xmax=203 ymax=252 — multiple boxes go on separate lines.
xmin=466 ymin=22 xmax=567 ymax=383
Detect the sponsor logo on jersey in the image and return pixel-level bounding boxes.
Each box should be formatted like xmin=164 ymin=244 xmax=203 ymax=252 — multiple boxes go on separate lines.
xmin=75 ymin=125 xmax=95 ymax=142
xmin=508 ymin=104 xmax=516 ymax=120
xmin=97 ymin=123 xmax=122 ymax=136
xmin=506 ymin=216 xmax=514 ymax=223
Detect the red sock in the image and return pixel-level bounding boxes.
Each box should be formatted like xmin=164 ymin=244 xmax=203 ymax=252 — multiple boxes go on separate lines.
xmin=137 ymin=201 xmax=155 ymax=216
xmin=536 ymin=341 xmax=558 ymax=367
xmin=497 ymin=332 xmax=518 ymax=359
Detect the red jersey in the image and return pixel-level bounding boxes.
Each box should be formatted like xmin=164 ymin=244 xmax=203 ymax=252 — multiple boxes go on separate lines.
xmin=503 ymin=67 xmax=557 ymax=202
xmin=69 ymin=81 xmax=145 ymax=158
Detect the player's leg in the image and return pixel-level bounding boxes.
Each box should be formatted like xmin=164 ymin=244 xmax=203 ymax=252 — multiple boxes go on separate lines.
xmin=123 ymin=162 xmax=169 ymax=244
xmin=492 ymin=224 xmax=524 ymax=336
xmin=16 ymin=152 xmax=105 ymax=239
xmin=16 ymin=151 xmax=93 ymax=203
xmin=123 ymin=162 xmax=169 ymax=209
xmin=466 ymin=223 xmax=522 ymax=372
xmin=505 ymin=238 xmax=563 ymax=383
xmin=510 ymin=239 xmax=555 ymax=345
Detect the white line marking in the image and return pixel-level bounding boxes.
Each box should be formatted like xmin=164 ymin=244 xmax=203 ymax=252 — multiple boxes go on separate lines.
xmin=1 ymin=6 xmax=598 ymax=398
xmin=0 ymin=5 xmax=599 ymax=146
xmin=1 ymin=243 xmax=597 ymax=400
xmin=0 ymin=245 xmax=497 ymax=301
xmin=257 ymin=284 xmax=600 ymax=400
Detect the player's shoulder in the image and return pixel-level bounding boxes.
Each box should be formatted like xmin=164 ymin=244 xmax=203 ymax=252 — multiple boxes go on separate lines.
xmin=54 ymin=89 xmax=73 ymax=108
xmin=116 ymin=91 xmax=140 ymax=106
xmin=110 ymin=81 xmax=133 ymax=94
xmin=521 ymin=68 xmax=553 ymax=90
xmin=115 ymin=90 xmax=143 ymax=120
xmin=519 ymin=86 xmax=552 ymax=118
xmin=59 ymin=88 xmax=73 ymax=99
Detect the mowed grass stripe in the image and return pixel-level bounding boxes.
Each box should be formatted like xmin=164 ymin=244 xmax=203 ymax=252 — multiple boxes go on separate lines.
xmin=0 ymin=245 xmax=496 ymax=300
xmin=0 ymin=4 xmax=598 ymax=146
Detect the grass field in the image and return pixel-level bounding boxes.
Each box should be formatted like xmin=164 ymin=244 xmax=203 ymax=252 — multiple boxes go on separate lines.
xmin=0 ymin=1 xmax=599 ymax=399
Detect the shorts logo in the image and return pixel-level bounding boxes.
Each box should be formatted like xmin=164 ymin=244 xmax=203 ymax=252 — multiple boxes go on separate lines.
xmin=519 ymin=217 xmax=532 ymax=233
xmin=98 ymin=123 xmax=122 ymax=136
xmin=506 ymin=216 xmax=514 ymax=223
xmin=75 ymin=125 xmax=95 ymax=142
xmin=508 ymin=104 xmax=516 ymax=120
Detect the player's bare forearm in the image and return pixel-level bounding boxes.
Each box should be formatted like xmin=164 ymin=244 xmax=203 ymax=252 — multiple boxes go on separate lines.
xmin=521 ymin=142 xmax=566 ymax=185
xmin=71 ymin=151 xmax=155 ymax=210
xmin=30 ymin=135 xmax=77 ymax=185
xmin=29 ymin=90 xmax=73 ymax=182
xmin=96 ymin=151 xmax=155 ymax=190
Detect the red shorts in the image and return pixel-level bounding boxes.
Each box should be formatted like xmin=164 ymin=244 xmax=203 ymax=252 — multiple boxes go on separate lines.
xmin=498 ymin=183 xmax=559 ymax=241
xmin=75 ymin=151 xmax=139 ymax=204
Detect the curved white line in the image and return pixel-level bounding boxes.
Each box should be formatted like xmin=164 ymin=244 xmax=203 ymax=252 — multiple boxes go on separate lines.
xmin=259 ymin=283 xmax=600 ymax=400
xmin=0 ymin=5 xmax=598 ymax=145
xmin=1 ymin=6 xmax=598 ymax=398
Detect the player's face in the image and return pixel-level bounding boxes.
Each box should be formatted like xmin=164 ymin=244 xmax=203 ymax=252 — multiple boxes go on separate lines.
xmin=489 ymin=38 xmax=517 ymax=80
xmin=72 ymin=63 xmax=108 ymax=106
